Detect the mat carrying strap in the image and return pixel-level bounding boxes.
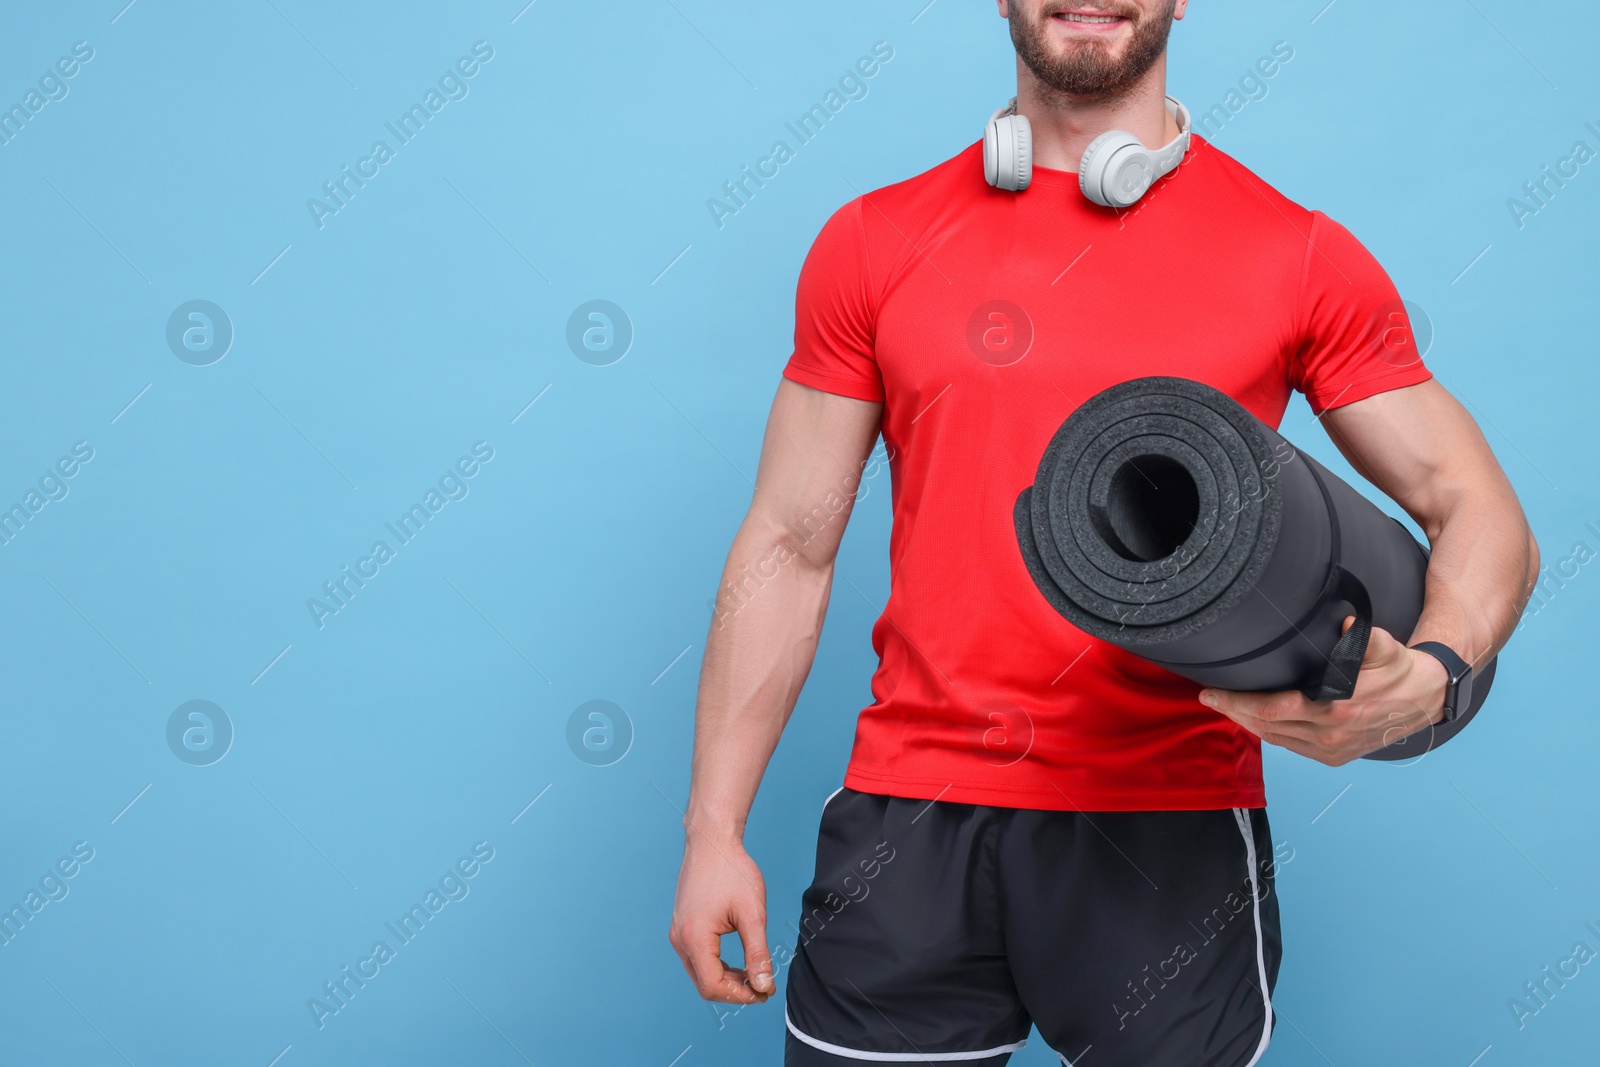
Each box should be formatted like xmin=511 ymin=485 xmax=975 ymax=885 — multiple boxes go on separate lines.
xmin=1299 ymin=564 xmax=1373 ymax=702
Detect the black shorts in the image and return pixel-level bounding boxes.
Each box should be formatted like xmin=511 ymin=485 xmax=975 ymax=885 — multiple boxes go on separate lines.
xmin=783 ymin=788 xmax=1282 ymax=1066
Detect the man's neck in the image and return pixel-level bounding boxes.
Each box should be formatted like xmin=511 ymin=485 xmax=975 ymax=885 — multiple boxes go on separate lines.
xmin=1014 ymin=57 xmax=1177 ymax=173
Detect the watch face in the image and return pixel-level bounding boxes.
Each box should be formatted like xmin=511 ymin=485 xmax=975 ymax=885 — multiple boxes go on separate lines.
xmin=1414 ymin=642 xmax=1470 ymax=723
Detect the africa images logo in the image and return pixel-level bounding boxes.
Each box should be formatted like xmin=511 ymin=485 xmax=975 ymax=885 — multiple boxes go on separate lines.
xmin=706 ymin=41 xmax=894 ymax=230
xmin=307 ymin=842 xmax=495 ymax=1029
xmin=166 ymin=700 xmax=234 ymax=767
xmin=1365 ymin=297 xmax=1432 ymax=368
xmin=966 ymin=300 xmax=1033 ymax=366
xmin=306 ymin=442 xmax=495 ymax=629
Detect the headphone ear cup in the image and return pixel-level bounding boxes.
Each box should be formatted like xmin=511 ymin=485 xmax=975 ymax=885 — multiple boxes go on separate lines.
xmin=1078 ymin=130 xmax=1148 ymax=208
xmin=983 ymin=116 xmax=1002 ymax=187
xmin=1010 ymin=113 xmax=1032 ymax=191
xmin=984 ymin=113 xmax=1032 ymax=191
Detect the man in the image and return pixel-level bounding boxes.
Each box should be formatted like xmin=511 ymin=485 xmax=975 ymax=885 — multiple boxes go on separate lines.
xmin=669 ymin=2 xmax=1538 ymax=1064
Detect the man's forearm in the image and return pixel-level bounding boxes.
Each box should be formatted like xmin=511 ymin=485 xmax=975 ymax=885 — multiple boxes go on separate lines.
xmin=684 ymin=517 xmax=834 ymax=842
xmin=1409 ymin=492 xmax=1539 ymax=673
xmin=1323 ymin=382 xmax=1539 ymax=679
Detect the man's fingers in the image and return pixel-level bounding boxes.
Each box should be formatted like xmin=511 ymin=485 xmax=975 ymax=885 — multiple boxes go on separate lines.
xmin=672 ymin=943 xmax=699 ymax=988
xmin=1200 ymin=620 xmax=1421 ymax=768
xmin=1202 ymin=687 xmax=1306 ymax=725
xmin=1199 ymin=687 xmax=1248 ymax=716
xmin=1220 ymin=707 xmax=1320 ymax=745
xmin=1364 ymin=624 xmax=1408 ymax=667
xmin=736 ymin=906 xmax=775 ymax=995
xmin=683 ymin=926 xmax=766 ymax=1004
xmin=1257 ymin=730 xmax=1336 ymax=764
xmin=1344 ymin=615 xmax=1404 ymax=667
xmin=680 ymin=926 xmax=725 ymax=998
xmin=1228 ymin=709 xmax=1356 ymax=764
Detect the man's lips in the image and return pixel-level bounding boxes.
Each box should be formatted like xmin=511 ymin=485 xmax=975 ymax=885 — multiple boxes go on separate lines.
xmin=1049 ymin=9 xmax=1130 ymax=32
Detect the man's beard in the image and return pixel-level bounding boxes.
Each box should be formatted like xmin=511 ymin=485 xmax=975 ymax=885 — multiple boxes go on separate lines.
xmin=1009 ymin=1 xmax=1177 ymax=100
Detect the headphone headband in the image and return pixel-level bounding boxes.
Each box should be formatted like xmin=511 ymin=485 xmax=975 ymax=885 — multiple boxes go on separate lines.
xmin=1150 ymin=95 xmax=1192 ymax=174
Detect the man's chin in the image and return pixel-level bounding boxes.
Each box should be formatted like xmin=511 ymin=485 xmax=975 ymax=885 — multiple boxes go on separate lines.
xmin=1046 ymin=40 xmax=1120 ymax=67
xmin=1040 ymin=27 xmax=1127 ymax=63
xmin=1036 ymin=45 xmax=1125 ymax=83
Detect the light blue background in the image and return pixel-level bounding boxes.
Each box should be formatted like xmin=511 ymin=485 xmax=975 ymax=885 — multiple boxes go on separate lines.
xmin=0 ymin=1 xmax=1595 ymax=1064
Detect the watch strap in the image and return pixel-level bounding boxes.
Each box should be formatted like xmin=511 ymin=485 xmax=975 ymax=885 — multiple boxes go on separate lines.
xmin=1411 ymin=640 xmax=1471 ymax=723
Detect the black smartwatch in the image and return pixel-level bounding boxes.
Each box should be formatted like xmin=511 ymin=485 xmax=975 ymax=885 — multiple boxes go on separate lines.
xmin=1410 ymin=641 xmax=1474 ymax=723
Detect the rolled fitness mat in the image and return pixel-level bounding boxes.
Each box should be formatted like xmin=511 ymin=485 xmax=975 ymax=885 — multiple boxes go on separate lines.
xmin=1013 ymin=376 xmax=1495 ymax=761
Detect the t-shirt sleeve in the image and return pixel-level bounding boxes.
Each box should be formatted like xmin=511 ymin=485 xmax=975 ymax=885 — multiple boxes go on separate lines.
xmin=1288 ymin=210 xmax=1434 ymax=415
xmin=781 ymin=197 xmax=885 ymax=403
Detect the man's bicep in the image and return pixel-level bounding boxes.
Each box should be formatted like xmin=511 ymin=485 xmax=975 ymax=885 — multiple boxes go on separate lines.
xmin=1319 ymin=379 xmax=1508 ymax=539
xmin=1290 ymin=211 xmax=1433 ymax=415
xmin=747 ymin=379 xmax=883 ymax=566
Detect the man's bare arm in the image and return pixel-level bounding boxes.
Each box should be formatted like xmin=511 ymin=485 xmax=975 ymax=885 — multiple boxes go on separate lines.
xmin=1203 ymin=379 xmax=1540 ymax=764
xmin=1319 ymin=379 xmax=1538 ymax=667
xmin=668 ymin=379 xmax=882 ymax=1003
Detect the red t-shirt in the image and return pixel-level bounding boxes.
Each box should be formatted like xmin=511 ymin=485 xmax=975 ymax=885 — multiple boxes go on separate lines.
xmin=782 ymin=135 xmax=1432 ymax=812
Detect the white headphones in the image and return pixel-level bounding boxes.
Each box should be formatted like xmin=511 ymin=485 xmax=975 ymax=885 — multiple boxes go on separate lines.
xmin=983 ymin=95 xmax=1193 ymax=208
